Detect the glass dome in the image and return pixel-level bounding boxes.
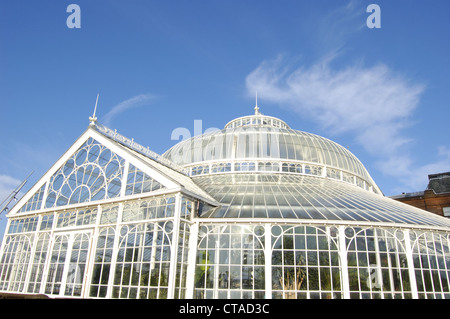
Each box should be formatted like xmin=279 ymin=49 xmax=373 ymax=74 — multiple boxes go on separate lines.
xmin=162 ymin=111 xmax=450 ymax=229
xmin=163 ymin=113 xmax=381 ymax=194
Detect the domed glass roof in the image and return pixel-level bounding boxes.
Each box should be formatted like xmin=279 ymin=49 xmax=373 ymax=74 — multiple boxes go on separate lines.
xmin=160 ymin=111 xmax=450 ymax=228
xmin=163 ymin=112 xmax=381 ymax=194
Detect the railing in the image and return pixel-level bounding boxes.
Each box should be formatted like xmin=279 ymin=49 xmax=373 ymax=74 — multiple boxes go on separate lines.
xmin=224 ymin=115 xmax=290 ymax=130
xmin=184 ymin=159 xmax=377 ymax=193
xmin=94 ymin=123 xmax=189 ymax=175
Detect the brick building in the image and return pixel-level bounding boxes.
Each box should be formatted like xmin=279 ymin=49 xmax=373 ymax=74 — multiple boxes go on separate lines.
xmin=391 ymin=172 xmax=450 ymax=218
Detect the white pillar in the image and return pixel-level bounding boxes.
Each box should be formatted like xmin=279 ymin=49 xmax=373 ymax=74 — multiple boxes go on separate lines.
xmin=338 ymin=226 xmax=350 ymax=299
xmin=403 ymin=229 xmax=419 ymax=299
xmin=105 ymin=203 xmax=123 ymax=298
xmin=185 ymin=222 xmax=199 ymax=298
xmin=373 ymin=229 xmax=384 ymax=296
xmin=167 ymin=193 xmax=182 ymax=299
xmin=22 ymin=230 xmax=40 ymax=293
xmin=264 ymin=224 xmax=272 ymax=299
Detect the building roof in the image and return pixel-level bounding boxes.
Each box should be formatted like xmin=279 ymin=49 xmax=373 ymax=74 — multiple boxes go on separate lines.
xmin=7 ymin=123 xmax=218 ymax=217
xmin=163 ymin=113 xmax=381 ymax=194
xmin=193 ymin=173 xmax=450 ymax=228
xmin=8 ymin=110 xmax=450 ymax=231
xmin=162 ymin=111 xmax=450 ymax=230
xmin=428 ymin=172 xmax=450 ymax=194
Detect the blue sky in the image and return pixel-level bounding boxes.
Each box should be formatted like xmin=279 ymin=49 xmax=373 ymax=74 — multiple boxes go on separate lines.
xmin=0 ymin=0 xmax=449 ymax=237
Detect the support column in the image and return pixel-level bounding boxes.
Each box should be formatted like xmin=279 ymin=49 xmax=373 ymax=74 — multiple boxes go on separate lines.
xmin=23 ymin=231 xmax=40 ymax=293
xmin=264 ymin=224 xmax=272 ymax=299
xmin=185 ymin=222 xmax=199 ymax=299
xmin=167 ymin=193 xmax=182 ymax=299
xmin=84 ymin=204 xmax=102 ymax=298
xmin=105 ymin=203 xmax=123 ymax=298
xmin=338 ymin=226 xmax=350 ymax=299
xmin=39 ymin=213 xmax=56 ymax=295
xmin=404 ymin=229 xmax=419 ymax=299
xmin=373 ymin=229 xmax=384 ymax=296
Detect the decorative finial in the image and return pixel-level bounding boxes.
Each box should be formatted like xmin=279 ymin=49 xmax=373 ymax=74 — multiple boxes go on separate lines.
xmin=89 ymin=94 xmax=99 ymax=125
xmin=254 ymin=91 xmax=261 ymax=115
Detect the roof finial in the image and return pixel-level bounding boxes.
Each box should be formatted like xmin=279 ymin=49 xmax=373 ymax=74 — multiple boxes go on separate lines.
xmin=89 ymin=94 xmax=99 ymax=125
xmin=254 ymin=91 xmax=261 ymax=115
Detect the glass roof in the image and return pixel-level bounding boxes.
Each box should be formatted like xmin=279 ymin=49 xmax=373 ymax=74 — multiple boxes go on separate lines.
xmin=193 ymin=173 xmax=450 ymax=229
xmin=164 ymin=126 xmax=375 ymax=185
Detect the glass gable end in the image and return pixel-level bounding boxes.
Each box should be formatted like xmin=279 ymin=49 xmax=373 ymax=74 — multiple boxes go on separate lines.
xmin=45 ymin=138 xmax=125 ymax=208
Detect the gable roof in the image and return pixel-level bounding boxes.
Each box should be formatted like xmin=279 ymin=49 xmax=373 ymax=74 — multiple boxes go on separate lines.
xmin=7 ymin=123 xmax=218 ymax=217
xmin=92 ymin=123 xmax=218 ymax=205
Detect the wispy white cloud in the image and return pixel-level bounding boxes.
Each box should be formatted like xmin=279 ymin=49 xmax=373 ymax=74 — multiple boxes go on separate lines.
xmin=245 ymin=53 xmax=444 ymax=193
xmin=102 ymin=94 xmax=157 ymax=126
xmin=246 ymin=54 xmax=424 ymax=155
xmin=243 ymin=0 xmax=450 ymax=194
xmin=313 ymin=0 xmax=365 ymax=52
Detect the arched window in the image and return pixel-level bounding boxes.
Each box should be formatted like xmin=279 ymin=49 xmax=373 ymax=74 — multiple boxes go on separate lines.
xmin=410 ymin=231 xmax=450 ymax=299
xmin=112 ymin=222 xmax=172 ymax=299
xmin=195 ymin=225 xmax=265 ymax=299
xmin=346 ymin=227 xmax=411 ymax=299
xmin=271 ymin=225 xmax=341 ymax=299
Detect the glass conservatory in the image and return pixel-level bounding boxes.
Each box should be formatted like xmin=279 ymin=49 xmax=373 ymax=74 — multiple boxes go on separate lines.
xmin=0 ymin=107 xmax=449 ymax=299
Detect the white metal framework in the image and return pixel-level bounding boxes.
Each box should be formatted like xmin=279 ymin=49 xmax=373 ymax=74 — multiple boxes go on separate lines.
xmin=0 ymin=111 xmax=449 ymax=299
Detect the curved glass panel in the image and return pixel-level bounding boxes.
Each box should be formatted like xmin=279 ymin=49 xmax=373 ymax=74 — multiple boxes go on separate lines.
xmin=163 ymin=127 xmax=373 ymax=186
xmin=193 ymin=174 xmax=450 ymax=228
